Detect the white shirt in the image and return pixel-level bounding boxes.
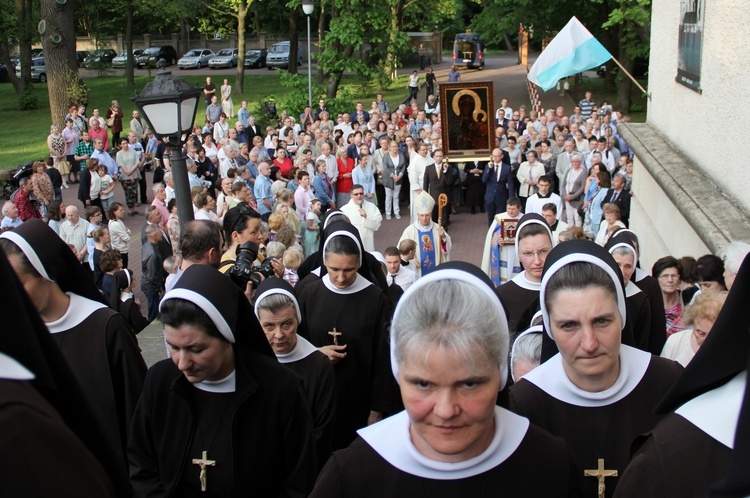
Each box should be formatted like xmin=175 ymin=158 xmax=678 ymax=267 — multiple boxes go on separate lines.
xmin=340 ymin=199 xmax=382 ymax=253
xmin=388 ymin=266 xmax=417 ymax=291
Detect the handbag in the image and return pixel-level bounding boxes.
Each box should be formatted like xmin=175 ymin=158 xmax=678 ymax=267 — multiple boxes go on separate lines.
xmin=106 ymin=110 xmax=116 ymax=128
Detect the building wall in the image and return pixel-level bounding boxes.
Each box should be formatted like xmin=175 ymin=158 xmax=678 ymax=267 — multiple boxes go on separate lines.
xmin=648 ymin=0 xmax=750 ymax=213
xmin=630 ymin=155 xmax=710 ymax=271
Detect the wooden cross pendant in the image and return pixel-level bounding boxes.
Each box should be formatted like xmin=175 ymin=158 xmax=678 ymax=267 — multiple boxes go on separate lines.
xmin=584 ymin=458 xmax=618 ymax=498
xmin=192 ymin=450 xmax=216 ymax=492
xmin=328 ymin=327 xmax=342 ymax=346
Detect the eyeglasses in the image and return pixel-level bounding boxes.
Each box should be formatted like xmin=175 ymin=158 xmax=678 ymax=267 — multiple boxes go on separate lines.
xmin=520 ymin=249 xmax=551 ymax=259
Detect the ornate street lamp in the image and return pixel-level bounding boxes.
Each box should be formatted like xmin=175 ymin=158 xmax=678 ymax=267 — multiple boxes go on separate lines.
xmin=302 ymin=0 xmax=314 ymax=107
xmin=132 ymin=70 xmax=201 ymax=231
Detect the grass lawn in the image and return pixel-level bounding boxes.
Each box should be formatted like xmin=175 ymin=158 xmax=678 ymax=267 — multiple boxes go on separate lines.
xmin=0 ymin=72 xmax=413 ymax=172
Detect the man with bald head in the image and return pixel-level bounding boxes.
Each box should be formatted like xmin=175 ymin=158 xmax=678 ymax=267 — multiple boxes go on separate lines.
xmin=482 ymin=148 xmax=514 ymax=225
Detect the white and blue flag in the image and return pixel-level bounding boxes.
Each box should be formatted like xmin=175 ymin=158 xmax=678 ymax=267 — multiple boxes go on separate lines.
xmin=527 ymin=17 xmax=612 ymax=92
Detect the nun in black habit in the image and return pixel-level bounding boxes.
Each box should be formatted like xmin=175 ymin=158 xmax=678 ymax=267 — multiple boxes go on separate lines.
xmin=310 ymin=262 xmax=581 ymax=497
xmin=255 ymin=277 xmax=336 ymax=468
xmin=509 ymin=240 xmax=683 ymax=497
xmin=296 ymin=222 xmax=394 ymax=450
xmin=0 ymin=219 xmax=146 ymax=485
xmin=108 ymin=268 xmax=149 ymax=335
xmin=616 ymin=253 xmax=750 ymax=497
xmin=0 ymin=250 xmax=119 ymax=496
xmin=128 ymin=264 xmax=316 ymax=497
xmin=296 ymin=210 xmax=388 ymax=292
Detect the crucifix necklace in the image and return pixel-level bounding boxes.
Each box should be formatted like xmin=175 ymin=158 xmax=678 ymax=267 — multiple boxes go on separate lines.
xmin=192 ymin=394 xmax=232 ymax=492
xmin=328 ymin=327 xmax=343 ymax=345
xmin=584 ymin=458 xmax=618 ymax=498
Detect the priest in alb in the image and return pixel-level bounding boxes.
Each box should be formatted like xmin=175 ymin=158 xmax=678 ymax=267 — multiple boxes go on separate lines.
xmin=398 ymin=191 xmax=451 ymax=277
xmin=509 ymin=240 xmax=683 ymax=497
xmin=481 ymin=197 xmax=522 ymax=286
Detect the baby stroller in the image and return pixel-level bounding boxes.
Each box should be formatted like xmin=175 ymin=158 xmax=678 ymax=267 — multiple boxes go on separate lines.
xmin=2 ymin=160 xmax=34 ymax=200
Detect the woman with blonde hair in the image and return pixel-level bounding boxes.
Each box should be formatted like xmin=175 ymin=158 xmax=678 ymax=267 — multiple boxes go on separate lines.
xmin=661 ymin=291 xmax=727 ymax=366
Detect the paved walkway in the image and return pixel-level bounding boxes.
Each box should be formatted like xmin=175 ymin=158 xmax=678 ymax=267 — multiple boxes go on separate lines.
xmin=57 ymin=52 xmax=579 ymax=367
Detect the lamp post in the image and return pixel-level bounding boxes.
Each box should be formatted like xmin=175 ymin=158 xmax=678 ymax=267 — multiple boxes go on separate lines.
xmin=302 ymin=0 xmax=314 ymax=107
xmin=132 ymin=70 xmax=201 ymax=232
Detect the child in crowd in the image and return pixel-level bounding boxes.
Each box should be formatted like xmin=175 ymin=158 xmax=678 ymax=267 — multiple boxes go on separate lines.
xmin=282 ymin=247 xmax=303 ymax=287
xmin=163 ymin=255 xmax=182 ymax=293
xmin=98 ymin=165 xmax=116 ymax=212
xmin=304 ymin=199 xmax=321 ymax=257
xmin=108 ymin=268 xmax=149 ymax=335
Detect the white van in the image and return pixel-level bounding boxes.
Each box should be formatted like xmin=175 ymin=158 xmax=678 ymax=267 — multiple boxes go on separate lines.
xmin=266 ymin=41 xmax=304 ymax=70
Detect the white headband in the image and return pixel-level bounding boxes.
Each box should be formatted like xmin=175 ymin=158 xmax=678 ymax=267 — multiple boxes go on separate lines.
xmin=159 ymin=288 xmax=235 ymax=343
xmin=323 ymin=230 xmax=362 ymax=268
xmin=254 ymin=287 xmax=302 ymax=324
xmin=0 ymin=231 xmax=51 ymax=281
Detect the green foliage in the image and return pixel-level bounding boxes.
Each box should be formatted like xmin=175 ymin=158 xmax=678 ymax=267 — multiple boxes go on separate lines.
xmin=64 ymin=69 xmax=89 ymax=107
xmin=602 ymin=0 xmax=651 ymax=59
xmin=19 ymin=86 xmax=37 ymax=110
xmin=276 ymin=70 xmax=325 ymax=117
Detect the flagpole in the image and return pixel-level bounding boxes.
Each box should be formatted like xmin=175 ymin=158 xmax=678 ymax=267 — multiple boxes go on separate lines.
xmin=610 ymin=56 xmax=650 ymax=98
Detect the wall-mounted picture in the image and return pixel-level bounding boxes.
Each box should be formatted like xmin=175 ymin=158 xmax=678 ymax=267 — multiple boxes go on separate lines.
xmin=440 ymin=81 xmax=494 ymax=158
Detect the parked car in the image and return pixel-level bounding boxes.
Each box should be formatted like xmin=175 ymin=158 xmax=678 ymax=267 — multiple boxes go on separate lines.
xmin=112 ymin=49 xmax=144 ymax=68
xmin=209 ymin=48 xmax=239 ymax=69
xmin=76 ymin=51 xmax=90 ymax=67
xmin=136 ymin=46 xmax=178 ymax=68
xmin=15 ymin=57 xmax=46 ymax=83
xmin=452 ymin=33 xmax=484 ymax=69
xmin=83 ymin=49 xmax=117 ymax=68
xmin=266 ymin=41 xmax=303 ymax=70
xmin=178 ymin=48 xmax=215 ymax=69
xmin=244 ymin=49 xmax=267 ymax=68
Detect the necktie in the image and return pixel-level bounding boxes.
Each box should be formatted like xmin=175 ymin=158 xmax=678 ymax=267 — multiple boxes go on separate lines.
xmin=391 ymin=275 xmax=396 ymax=286
xmin=496 ymin=164 xmax=501 ymax=182
xmin=611 ymin=191 xmax=619 ymax=203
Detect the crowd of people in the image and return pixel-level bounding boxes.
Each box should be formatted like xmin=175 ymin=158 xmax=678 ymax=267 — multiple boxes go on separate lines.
xmin=1 ymin=75 xmax=750 ymax=497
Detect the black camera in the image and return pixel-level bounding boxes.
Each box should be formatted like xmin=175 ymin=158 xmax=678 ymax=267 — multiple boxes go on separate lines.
xmin=226 ymin=241 xmax=276 ymax=289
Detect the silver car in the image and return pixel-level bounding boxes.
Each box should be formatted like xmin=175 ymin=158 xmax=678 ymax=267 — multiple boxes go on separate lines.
xmin=15 ymin=57 xmax=46 ymax=82
xmin=112 ymin=49 xmax=144 ymax=68
xmin=209 ymin=48 xmax=239 ymax=69
xmin=178 ymin=48 xmax=215 ymax=69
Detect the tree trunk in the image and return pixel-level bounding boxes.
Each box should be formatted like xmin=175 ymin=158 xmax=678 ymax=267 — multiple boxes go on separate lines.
xmin=385 ymin=2 xmax=401 ymax=81
xmin=40 ymin=0 xmax=77 ymax=127
xmin=326 ymin=45 xmax=354 ymax=98
xmin=125 ymin=0 xmax=134 ymax=87
xmin=615 ymin=40 xmax=634 ymax=113
xmin=288 ymin=9 xmax=299 ymax=74
xmin=235 ymin=0 xmax=250 ymax=94
xmin=503 ymin=33 xmax=513 ymax=52
xmin=6 ymin=0 xmax=34 ymax=95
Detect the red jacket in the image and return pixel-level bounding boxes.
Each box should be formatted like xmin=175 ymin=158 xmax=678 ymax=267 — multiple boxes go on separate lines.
xmin=16 ymin=189 xmax=42 ymax=221
xmin=337 ymin=157 xmax=355 ymax=194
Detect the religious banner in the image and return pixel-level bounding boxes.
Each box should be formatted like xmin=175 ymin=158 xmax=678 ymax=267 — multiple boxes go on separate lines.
xmin=499 ymin=218 xmax=519 ymax=246
xmin=440 ymin=81 xmax=494 ymax=158
xmin=676 ymin=0 xmax=704 ymax=92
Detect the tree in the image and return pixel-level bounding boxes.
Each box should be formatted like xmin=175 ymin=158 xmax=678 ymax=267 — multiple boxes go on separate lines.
xmin=0 ymin=0 xmax=36 ymax=97
xmin=40 ymin=0 xmax=78 ymax=127
xmin=602 ymin=0 xmax=651 ymax=112
xmin=203 ymin=0 xmax=253 ymax=95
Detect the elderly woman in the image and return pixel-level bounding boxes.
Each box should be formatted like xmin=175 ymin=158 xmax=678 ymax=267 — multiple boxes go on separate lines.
xmin=652 ymin=256 xmax=686 ymax=336
xmin=661 ymin=291 xmax=727 ymax=366
xmin=193 ymin=192 xmax=223 ymax=225
xmin=516 ymin=150 xmax=546 ymax=211
xmin=127 ymin=265 xmax=316 ymax=496
xmin=594 ymin=203 xmax=625 ymax=246
xmin=29 ymin=161 xmax=54 ymax=215
xmin=0 ymin=219 xmax=146 ymax=488
xmin=310 ymin=262 xmax=578 ymax=497
xmin=510 ymin=240 xmax=683 ymax=496
xmin=510 ymin=324 xmax=544 ymax=382
xmin=254 ymin=278 xmax=336 ymax=468
xmin=721 ymin=241 xmax=750 ymax=290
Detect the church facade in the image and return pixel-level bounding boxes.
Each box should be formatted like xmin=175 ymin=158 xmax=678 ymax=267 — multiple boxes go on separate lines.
xmin=619 ymin=0 xmax=750 ymax=269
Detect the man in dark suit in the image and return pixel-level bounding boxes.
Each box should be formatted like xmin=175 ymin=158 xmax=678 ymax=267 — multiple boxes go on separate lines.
xmin=601 ymin=173 xmax=631 ymax=226
xmin=346 ymin=131 xmax=363 ymax=160
xmin=482 ymin=148 xmax=515 ymax=226
xmin=422 ymin=148 xmax=453 ymax=227
xmin=352 ymin=102 xmax=370 ymax=124
xmin=245 ymin=116 xmax=259 ymax=144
